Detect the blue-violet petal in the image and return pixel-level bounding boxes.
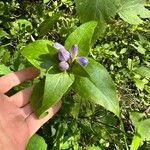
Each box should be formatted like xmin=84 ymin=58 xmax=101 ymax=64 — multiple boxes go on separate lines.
xmin=58 ymin=48 xmax=70 ymax=61
xmin=77 ymin=57 xmax=88 ymax=66
xmin=70 ymin=44 xmax=78 ymax=58
xmin=59 ymin=61 xmax=69 ymax=71
xmin=54 ymin=42 xmax=65 ymax=50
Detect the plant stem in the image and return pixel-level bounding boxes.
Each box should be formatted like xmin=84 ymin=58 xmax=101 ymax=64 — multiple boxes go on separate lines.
xmin=120 ymin=119 xmax=129 ymax=150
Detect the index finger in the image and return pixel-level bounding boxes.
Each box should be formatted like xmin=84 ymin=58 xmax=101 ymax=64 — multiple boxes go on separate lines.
xmin=0 ymin=67 xmax=40 ymax=93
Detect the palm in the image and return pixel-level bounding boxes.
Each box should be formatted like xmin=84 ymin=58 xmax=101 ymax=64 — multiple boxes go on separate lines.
xmin=0 ymin=68 xmax=61 ymax=150
xmin=0 ymin=96 xmax=29 ymax=149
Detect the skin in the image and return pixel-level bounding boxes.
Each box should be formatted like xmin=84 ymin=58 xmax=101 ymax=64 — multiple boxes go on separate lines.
xmin=0 ymin=67 xmax=61 ymax=150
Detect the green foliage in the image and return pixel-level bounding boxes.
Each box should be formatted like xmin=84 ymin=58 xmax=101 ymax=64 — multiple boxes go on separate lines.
xmin=130 ymin=112 xmax=150 ymax=150
xmin=0 ymin=28 xmax=8 ymax=38
xmin=21 ymin=40 xmax=57 ymax=71
xmin=30 ymin=79 xmax=45 ymax=116
xmin=134 ymin=66 xmax=150 ymax=79
xmin=21 ymin=22 xmax=98 ymax=117
xmin=26 ymin=134 xmax=47 ymax=150
xmin=43 ymin=0 xmax=51 ymax=4
xmin=75 ymin=0 xmax=120 ymax=38
xmin=0 ymin=64 xmax=11 ymax=75
xmin=118 ymin=0 xmax=150 ymax=24
xmin=37 ymin=12 xmax=62 ymax=37
xmin=34 ymin=70 xmax=74 ymax=117
xmin=0 ymin=0 xmax=150 ymax=149
xmin=10 ymin=19 xmax=32 ymax=35
xmin=75 ymin=0 xmax=150 ymax=39
xmin=65 ymin=21 xmax=97 ymax=56
xmin=73 ymin=59 xmax=120 ymax=117
xmin=86 ymin=145 xmax=102 ymax=150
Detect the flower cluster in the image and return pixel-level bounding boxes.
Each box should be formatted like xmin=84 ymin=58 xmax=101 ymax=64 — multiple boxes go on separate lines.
xmin=54 ymin=42 xmax=88 ymax=71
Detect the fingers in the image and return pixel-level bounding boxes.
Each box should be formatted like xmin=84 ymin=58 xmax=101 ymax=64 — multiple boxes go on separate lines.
xmin=10 ymin=87 xmax=33 ymax=107
xmin=26 ymin=102 xmax=62 ymax=137
xmin=20 ymin=104 xmax=33 ymax=118
xmin=0 ymin=67 xmax=40 ymax=93
xmin=0 ymin=92 xmax=9 ymax=101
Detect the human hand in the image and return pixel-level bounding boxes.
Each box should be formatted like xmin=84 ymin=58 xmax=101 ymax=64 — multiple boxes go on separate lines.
xmin=0 ymin=67 xmax=61 ymax=150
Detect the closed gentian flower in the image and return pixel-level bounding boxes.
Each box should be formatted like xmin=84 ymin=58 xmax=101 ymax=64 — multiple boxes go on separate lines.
xmin=59 ymin=61 xmax=69 ymax=71
xmin=53 ymin=42 xmax=64 ymax=50
xmin=77 ymin=57 xmax=88 ymax=66
xmin=70 ymin=44 xmax=78 ymax=58
xmin=58 ymin=48 xmax=70 ymax=61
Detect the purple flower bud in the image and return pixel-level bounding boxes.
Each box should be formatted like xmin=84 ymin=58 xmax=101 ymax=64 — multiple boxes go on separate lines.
xmin=70 ymin=44 xmax=78 ymax=58
xmin=77 ymin=57 xmax=88 ymax=66
xmin=58 ymin=48 xmax=70 ymax=61
xmin=53 ymin=42 xmax=65 ymax=50
xmin=59 ymin=61 xmax=69 ymax=71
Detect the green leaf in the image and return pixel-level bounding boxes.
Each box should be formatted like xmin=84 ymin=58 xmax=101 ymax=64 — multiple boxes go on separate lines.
xmin=37 ymin=13 xmax=61 ymax=36
xmin=86 ymin=145 xmax=102 ymax=150
xmin=30 ymin=79 xmax=45 ymax=114
xmin=65 ymin=21 xmax=97 ymax=56
xmin=131 ymin=42 xmax=146 ymax=55
xmin=70 ymin=102 xmax=80 ymax=119
xmin=71 ymin=61 xmax=89 ymax=77
xmin=134 ymin=78 xmax=148 ymax=91
xmin=33 ymin=69 xmax=74 ymax=117
xmin=2 ymin=51 xmax=10 ymax=64
xmin=10 ymin=19 xmax=32 ymax=35
xmin=0 ymin=64 xmax=11 ymax=75
xmin=120 ymin=48 xmax=127 ymax=54
xmin=130 ymin=111 xmax=145 ymax=128
xmin=127 ymin=58 xmax=133 ymax=71
xmin=0 ymin=28 xmax=9 ymax=38
xmin=75 ymin=0 xmax=120 ymax=39
xmin=118 ymin=0 xmax=150 ymax=24
xmin=137 ymin=119 xmax=150 ymax=141
xmin=131 ymin=119 xmax=150 ymax=150
xmin=43 ymin=0 xmax=50 ymax=3
xmin=73 ymin=59 xmax=120 ymax=117
xmin=26 ymin=134 xmax=47 ymax=150
xmin=145 ymin=85 xmax=150 ymax=94
xmin=134 ymin=66 xmax=150 ymax=79
xmin=130 ymin=135 xmax=141 ymax=150
xmin=21 ymin=40 xmax=58 ymax=71
xmin=0 ymin=2 xmax=4 ymax=16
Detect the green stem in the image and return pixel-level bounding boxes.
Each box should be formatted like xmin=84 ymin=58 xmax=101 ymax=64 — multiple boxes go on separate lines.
xmin=120 ymin=119 xmax=129 ymax=150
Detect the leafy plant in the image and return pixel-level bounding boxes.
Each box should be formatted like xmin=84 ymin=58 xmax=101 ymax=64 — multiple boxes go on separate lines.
xmin=26 ymin=134 xmax=47 ymax=150
xmin=75 ymin=0 xmax=120 ymax=39
xmin=130 ymin=112 xmax=150 ymax=150
xmin=0 ymin=64 xmax=11 ymax=75
xmin=75 ymin=0 xmax=150 ymax=39
xmin=118 ymin=0 xmax=150 ymax=24
xmin=0 ymin=0 xmax=150 ymax=149
xmin=21 ymin=21 xmax=120 ymax=118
